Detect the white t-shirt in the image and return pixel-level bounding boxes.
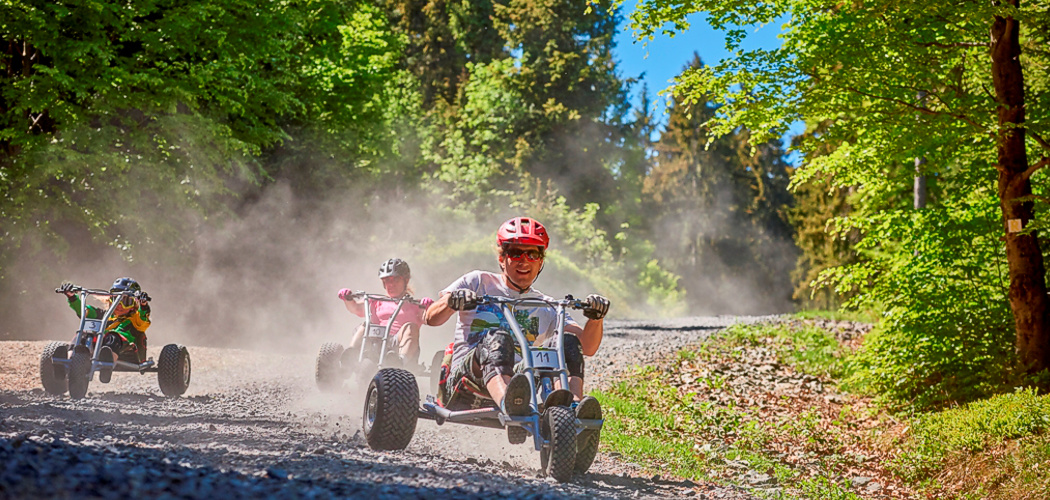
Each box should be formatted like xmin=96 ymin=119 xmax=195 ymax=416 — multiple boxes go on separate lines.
xmin=441 ymin=270 xmax=579 ymax=363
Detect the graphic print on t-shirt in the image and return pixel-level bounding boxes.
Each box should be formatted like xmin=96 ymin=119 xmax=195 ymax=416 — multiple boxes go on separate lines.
xmin=466 ymin=304 xmax=541 ymax=347
xmin=467 ymin=304 xmax=503 ymax=346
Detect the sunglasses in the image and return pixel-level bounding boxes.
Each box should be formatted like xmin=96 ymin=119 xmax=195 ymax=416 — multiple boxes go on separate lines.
xmin=503 ymin=246 xmax=544 ymax=262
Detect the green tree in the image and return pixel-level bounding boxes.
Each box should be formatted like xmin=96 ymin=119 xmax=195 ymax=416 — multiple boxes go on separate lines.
xmin=787 ymin=122 xmax=860 ymax=310
xmin=644 ymin=55 xmax=795 ymax=313
xmin=625 ymin=0 xmax=1050 ymax=379
xmin=0 ymin=0 xmax=402 ymax=268
xmin=383 ymin=0 xmax=503 ymax=107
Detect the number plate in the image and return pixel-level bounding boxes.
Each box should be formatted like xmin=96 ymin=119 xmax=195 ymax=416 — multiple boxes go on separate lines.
xmin=83 ymin=320 xmax=103 ymax=333
xmin=530 ymin=348 xmax=558 ymax=370
xmin=366 ymin=324 xmax=387 ymax=339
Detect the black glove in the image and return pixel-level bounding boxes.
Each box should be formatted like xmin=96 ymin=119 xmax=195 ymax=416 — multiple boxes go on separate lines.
xmin=138 ymin=291 xmax=151 ymax=304
xmin=582 ymin=294 xmax=610 ymax=320
xmin=447 ymin=289 xmax=479 ymax=311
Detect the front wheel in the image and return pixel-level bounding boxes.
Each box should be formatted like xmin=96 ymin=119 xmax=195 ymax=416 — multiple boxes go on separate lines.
xmin=67 ymin=347 xmax=92 ymax=400
xmin=574 ymin=396 xmax=603 ymax=473
xmin=362 ymin=368 xmax=418 ymax=451
xmin=158 ymin=344 xmax=191 ymax=397
xmin=40 ymin=341 xmax=70 ymax=395
xmin=315 ymin=342 xmax=345 ymax=393
xmin=540 ymin=406 xmax=577 ymax=482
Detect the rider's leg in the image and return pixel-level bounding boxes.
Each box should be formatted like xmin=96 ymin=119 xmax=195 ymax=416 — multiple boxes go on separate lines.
xmin=395 ymin=322 xmax=421 ymax=364
xmin=563 ymin=376 xmax=584 ymax=400
xmin=347 ymin=324 xmax=365 ymax=349
xmin=341 ymin=324 xmax=366 ymax=366
xmin=101 ymin=333 xmax=125 ymax=363
xmin=485 ymin=374 xmax=512 ymax=407
xmin=130 ymin=328 xmax=147 ymax=363
xmin=548 ymin=334 xmax=587 ymax=401
xmin=474 ymin=330 xmax=527 ymax=412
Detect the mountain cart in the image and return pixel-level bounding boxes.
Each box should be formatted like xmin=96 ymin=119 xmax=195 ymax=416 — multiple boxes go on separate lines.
xmin=41 ymin=286 xmax=190 ymax=400
xmin=316 ymin=292 xmax=440 ymax=393
xmin=359 ymin=295 xmax=603 ymax=482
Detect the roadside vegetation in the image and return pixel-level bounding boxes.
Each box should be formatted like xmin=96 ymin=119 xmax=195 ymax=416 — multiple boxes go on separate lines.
xmin=596 ymin=319 xmax=1050 ymax=499
xmin=3 ymin=1 xmax=1049 ymax=495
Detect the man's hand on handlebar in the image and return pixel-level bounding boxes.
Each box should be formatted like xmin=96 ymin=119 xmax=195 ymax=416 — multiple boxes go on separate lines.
xmin=337 ymin=288 xmax=355 ymax=301
xmin=582 ymin=294 xmax=610 ymax=321
xmin=447 ymin=289 xmax=479 ymax=311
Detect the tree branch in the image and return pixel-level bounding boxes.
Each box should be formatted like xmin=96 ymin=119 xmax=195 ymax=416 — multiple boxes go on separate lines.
xmin=840 ymin=84 xmax=985 ymax=130
xmin=1018 ymin=157 xmax=1050 ymax=183
xmin=1030 ymin=131 xmax=1050 ymax=154
xmin=914 ymin=41 xmax=988 ymax=49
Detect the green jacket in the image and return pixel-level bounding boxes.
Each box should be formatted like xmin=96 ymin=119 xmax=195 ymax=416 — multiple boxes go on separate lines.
xmin=67 ymin=296 xmax=151 ymax=345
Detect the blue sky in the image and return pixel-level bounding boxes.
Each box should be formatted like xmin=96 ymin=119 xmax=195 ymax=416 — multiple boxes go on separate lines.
xmin=612 ymin=12 xmax=796 ymax=141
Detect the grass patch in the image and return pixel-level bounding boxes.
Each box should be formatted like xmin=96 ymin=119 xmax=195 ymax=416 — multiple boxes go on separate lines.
xmin=793 ymin=310 xmax=879 ymax=324
xmin=593 ymin=322 xmax=870 ymax=497
xmin=720 ymin=322 xmax=853 ymax=379
xmin=890 ymin=388 xmax=1050 ymax=484
xmin=594 ymin=320 xmax=1050 ymax=499
xmin=593 ymin=367 xmax=719 ymax=483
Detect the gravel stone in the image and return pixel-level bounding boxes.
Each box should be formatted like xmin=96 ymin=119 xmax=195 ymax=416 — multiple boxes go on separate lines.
xmin=1 ymin=319 xmax=770 ymax=499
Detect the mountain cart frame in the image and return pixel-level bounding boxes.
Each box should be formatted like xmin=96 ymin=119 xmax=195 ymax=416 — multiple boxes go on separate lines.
xmin=41 ymin=286 xmax=190 ymax=400
xmin=360 ymin=294 xmax=603 ymax=482
xmin=316 ymin=292 xmax=437 ymax=392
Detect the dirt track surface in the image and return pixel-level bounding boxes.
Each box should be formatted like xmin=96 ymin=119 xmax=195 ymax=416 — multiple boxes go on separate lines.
xmin=1 ymin=318 xmax=767 ymax=499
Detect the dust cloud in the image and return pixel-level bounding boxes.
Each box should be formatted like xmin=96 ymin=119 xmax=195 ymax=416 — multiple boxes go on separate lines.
xmin=648 ymin=203 xmax=798 ymax=316
xmin=2 ymin=168 xmax=796 ymax=356
xmin=1 ymin=180 xmax=579 ymax=361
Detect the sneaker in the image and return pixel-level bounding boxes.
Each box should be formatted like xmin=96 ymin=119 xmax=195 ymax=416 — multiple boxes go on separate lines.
xmin=574 ymin=395 xmax=602 ymax=473
xmin=576 ymin=395 xmax=601 ymax=421
xmin=501 ymin=373 xmax=531 ymax=416
xmin=99 ymin=346 xmax=114 ymax=384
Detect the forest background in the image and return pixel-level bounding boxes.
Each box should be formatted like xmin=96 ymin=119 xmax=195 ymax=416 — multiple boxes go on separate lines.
xmin=2 ymin=0 xmax=1048 ymax=409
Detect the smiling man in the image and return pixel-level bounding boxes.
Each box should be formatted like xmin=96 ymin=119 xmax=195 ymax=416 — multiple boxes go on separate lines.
xmin=424 ymin=217 xmax=609 ymax=423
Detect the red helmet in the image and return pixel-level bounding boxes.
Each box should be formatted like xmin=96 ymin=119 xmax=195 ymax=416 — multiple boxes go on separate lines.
xmin=497 ymin=217 xmax=550 ymax=249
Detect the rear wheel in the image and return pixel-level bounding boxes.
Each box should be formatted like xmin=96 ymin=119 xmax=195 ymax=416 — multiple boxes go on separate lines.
xmin=67 ymin=348 xmax=92 ymax=400
xmin=158 ymin=344 xmax=191 ymax=397
xmin=428 ymin=350 xmax=445 ymax=398
xmin=354 ymin=357 xmax=378 ymax=384
xmin=315 ymin=342 xmax=345 ymax=393
xmin=362 ymin=368 xmax=419 ymax=450
xmin=40 ymin=342 xmax=70 ymax=395
xmin=540 ymin=406 xmax=577 ymax=482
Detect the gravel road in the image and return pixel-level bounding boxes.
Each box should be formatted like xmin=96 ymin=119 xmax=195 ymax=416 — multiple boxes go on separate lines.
xmin=1 ymin=317 xmax=769 ymax=499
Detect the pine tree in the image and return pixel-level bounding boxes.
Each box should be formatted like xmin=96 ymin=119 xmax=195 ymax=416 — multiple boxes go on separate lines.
xmin=645 ymin=55 xmax=796 ymax=314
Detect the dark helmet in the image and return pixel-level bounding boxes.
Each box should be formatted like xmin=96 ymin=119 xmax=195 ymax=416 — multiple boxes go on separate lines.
xmin=110 ymin=277 xmax=141 ymax=293
xmin=497 ymin=216 xmax=550 ymax=249
xmin=378 ymin=258 xmax=410 ymax=280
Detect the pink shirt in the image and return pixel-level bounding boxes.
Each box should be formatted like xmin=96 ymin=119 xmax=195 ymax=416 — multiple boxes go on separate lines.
xmin=368 ymin=298 xmax=429 ymax=335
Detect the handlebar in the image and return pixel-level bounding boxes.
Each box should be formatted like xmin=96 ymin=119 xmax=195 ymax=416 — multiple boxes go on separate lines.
xmin=349 ymin=291 xmax=426 ymax=306
xmin=475 ymin=294 xmax=587 ymax=310
xmin=54 ymin=286 xmax=142 ymax=299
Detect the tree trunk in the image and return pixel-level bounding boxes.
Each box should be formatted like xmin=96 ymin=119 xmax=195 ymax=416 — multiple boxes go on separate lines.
xmin=991 ymin=6 xmax=1050 ymax=374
